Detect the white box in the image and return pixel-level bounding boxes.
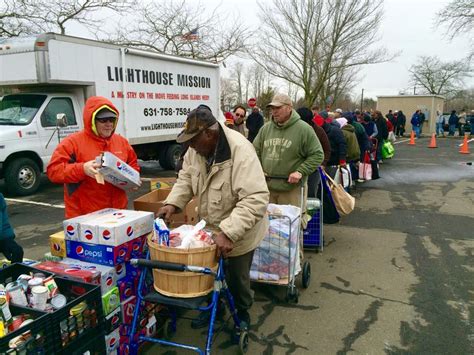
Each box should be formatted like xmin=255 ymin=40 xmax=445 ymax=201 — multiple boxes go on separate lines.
xmin=79 ymin=209 xmax=153 ymax=246
xmin=105 ymin=328 xmax=120 ymax=353
xmin=63 ymin=208 xmax=117 ymax=241
xmin=61 ymin=258 xmax=117 ymax=295
xmin=97 ymin=152 xmax=141 ymax=191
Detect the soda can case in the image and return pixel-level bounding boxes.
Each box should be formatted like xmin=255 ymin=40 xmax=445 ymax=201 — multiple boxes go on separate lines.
xmin=80 ymin=210 xmax=153 ymax=246
xmin=66 ymin=240 xmax=129 ymax=266
xmin=63 ymin=208 xmax=117 ymax=241
xmin=102 ymin=286 xmax=120 ymax=316
xmin=105 ymin=305 xmax=122 ymax=334
xmin=120 ymin=296 xmax=136 ymax=325
xmin=49 ymin=231 xmax=66 ymax=258
xmin=60 ymin=258 xmax=117 ymax=295
xmin=105 ymin=328 xmax=120 ymax=353
xmin=128 ymin=234 xmax=147 ymax=259
xmin=35 ymin=261 xmax=101 ymax=286
xmin=117 ymin=276 xmax=135 ymax=302
xmin=97 ymin=152 xmax=141 ymax=191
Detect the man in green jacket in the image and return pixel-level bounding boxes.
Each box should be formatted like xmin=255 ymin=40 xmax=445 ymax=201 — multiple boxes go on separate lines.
xmin=253 ymin=93 xmax=324 ymax=208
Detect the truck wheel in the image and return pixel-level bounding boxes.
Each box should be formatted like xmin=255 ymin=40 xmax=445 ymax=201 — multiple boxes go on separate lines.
xmin=159 ymin=144 xmax=182 ymax=171
xmin=5 ymin=158 xmax=41 ymax=196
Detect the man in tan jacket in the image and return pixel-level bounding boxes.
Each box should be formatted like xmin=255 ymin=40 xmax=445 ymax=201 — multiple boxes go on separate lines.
xmin=158 ymin=106 xmax=269 ymax=329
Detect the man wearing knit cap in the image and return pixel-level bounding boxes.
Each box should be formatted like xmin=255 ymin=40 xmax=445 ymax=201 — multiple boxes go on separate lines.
xmin=253 ymin=93 xmax=323 ymax=211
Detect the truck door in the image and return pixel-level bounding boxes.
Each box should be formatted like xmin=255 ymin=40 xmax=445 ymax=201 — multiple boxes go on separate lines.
xmin=38 ymin=96 xmax=81 ymax=167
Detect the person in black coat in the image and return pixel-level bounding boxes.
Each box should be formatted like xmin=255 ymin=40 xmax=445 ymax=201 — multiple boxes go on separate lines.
xmin=395 ymin=110 xmax=406 ymax=137
xmin=373 ymin=110 xmax=388 ymax=162
xmin=316 ymin=112 xmax=347 ymax=178
xmin=246 ymin=107 xmax=264 ymax=142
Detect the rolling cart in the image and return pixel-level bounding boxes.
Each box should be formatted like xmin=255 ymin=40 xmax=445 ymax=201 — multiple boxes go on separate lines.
xmin=250 ymin=180 xmax=311 ymax=303
xmin=127 ymin=254 xmax=249 ymax=355
xmin=303 ymin=167 xmax=325 ymax=252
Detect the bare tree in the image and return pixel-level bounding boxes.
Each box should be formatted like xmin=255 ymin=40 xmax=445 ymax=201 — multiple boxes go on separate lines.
xmin=220 ymin=77 xmax=238 ymax=112
xmin=0 ymin=0 xmax=131 ymax=36
xmin=436 ymin=0 xmax=474 ymax=40
xmin=106 ymin=0 xmax=249 ymax=62
xmin=232 ymin=62 xmax=245 ymax=104
xmin=252 ymin=0 xmax=389 ymax=107
xmin=409 ymin=56 xmax=472 ymax=98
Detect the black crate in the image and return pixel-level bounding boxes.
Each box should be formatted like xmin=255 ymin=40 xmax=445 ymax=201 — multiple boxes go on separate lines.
xmin=0 ymin=263 xmax=54 ymax=354
xmin=50 ymin=277 xmax=105 ymax=354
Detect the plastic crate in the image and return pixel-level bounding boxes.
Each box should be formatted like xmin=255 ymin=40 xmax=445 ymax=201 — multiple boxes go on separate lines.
xmin=303 ymin=210 xmax=322 ymax=249
xmin=0 ymin=263 xmax=55 ymax=354
xmin=50 ymin=277 xmax=105 ymax=354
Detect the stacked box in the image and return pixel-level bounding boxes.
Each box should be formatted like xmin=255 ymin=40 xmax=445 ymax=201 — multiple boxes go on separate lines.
xmin=96 ymin=152 xmax=141 ymax=191
xmin=49 ymin=231 xmax=66 ymax=258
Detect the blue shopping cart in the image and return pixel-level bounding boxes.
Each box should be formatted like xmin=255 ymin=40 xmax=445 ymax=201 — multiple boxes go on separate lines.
xmin=303 ymin=167 xmax=326 ymax=251
xmin=127 ymin=254 xmax=249 ymax=355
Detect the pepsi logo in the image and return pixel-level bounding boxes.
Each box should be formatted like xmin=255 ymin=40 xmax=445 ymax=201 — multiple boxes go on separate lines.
xmin=126 ymin=304 xmax=135 ymax=316
xmin=102 ymin=230 xmax=112 ymax=240
xmin=118 ymin=248 xmax=127 ymax=258
xmin=111 ymin=315 xmax=119 ymax=325
xmin=76 ymin=246 xmax=84 ymax=255
xmin=66 ymin=225 xmax=75 ymax=236
xmin=65 ymin=267 xmax=81 ymax=273
xmin=124 ymin=288 xmax=132 ymax=297
xmin=53 ymin=243 xmax=62 ymax=251
xmin=113 ymin=212 xmax=123 ymax=216
xmin=84 ymin=229 xmax=94 ymax=240
xmin=115 ymin=264 xmax=124 ymax=274
xmin=126 ymin=226 xmax=133 ymax=238
xmin=106 ymin=276 xmax=114 ymax=287
xmin=116 ymin=161 xmax=123 ymax=170
xmin=109 ymin=337 xmax=117 ymax=348
xmin=139 ymin=318 xmax=147 ymax=327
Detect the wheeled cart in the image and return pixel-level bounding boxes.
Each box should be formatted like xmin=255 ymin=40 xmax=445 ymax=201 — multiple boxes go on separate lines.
xmin=250 ymin=182 xmax=311 ymax=303
xmin=303 ymin=167 xmax=325 ymax=252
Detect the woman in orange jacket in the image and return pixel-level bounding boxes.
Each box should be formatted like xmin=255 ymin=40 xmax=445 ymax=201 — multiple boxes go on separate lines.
xmin=47 ymin=96 xmax=139 ymax=218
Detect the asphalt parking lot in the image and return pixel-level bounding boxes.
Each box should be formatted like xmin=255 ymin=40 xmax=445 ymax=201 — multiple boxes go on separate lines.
xmin=2 ymin=135 xmax=473 ymax=354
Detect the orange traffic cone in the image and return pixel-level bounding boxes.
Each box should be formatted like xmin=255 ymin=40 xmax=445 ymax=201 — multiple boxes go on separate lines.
xmin=459 ymin=134 xmax=470 ymax=154
xmin=408 ymin=130 xmax=416 ymax=145
xmin=428 ymin=133 xmax=437 ymax=148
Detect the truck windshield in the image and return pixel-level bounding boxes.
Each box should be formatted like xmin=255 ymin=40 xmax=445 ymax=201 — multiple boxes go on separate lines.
xmin=0 ymin=94 xmax=46 ymax=125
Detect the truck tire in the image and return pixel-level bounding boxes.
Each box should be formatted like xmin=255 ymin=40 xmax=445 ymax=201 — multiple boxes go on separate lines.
xmin=5 ymin=158 xmax=41 ymax=196
xmin=159 ymin=144 xmax=182 ymax=171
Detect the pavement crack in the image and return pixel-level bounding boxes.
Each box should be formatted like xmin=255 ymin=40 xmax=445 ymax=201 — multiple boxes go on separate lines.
xmin=391 ymin=257 xmax=404 ymax=271
xmin=336 ymin=276 xmax=351 ymax=287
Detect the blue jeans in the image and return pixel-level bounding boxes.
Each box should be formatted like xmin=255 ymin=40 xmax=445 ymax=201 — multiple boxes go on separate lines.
xmin=412 ymin=126 xmax=420 ymax=138
xmin=436 ymin=122 xmax=444 ymax=136
xmin=449 ymin=124 xmax=456 ymax=136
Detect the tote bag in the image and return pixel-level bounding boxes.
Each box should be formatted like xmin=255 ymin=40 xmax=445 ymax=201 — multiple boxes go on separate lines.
xmin=359 ymin=151 xmax=372 ymax=180
xmin=334 ymin=165 xmax=352 ymax=189
xmin=323 ymin=171 xmax=355 ymax=216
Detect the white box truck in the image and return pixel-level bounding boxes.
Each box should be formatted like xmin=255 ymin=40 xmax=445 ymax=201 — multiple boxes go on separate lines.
xmin=0 ymin=33 xmax=220 ymax=195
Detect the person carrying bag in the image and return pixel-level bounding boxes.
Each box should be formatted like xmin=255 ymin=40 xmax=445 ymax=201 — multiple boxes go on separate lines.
xmin=322 ymin=170 xmax=355 ymax=216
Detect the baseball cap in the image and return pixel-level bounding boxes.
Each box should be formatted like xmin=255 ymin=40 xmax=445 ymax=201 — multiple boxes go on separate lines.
xmin=176 ymin=107 xmax=217 ymax=143
xmin=95 ymin=108 xmax=117 ymax=119
xmin=335 ymin=108 xmax=343 ymax=113
xmin=266 ymin=93 xmax=292 ymax=108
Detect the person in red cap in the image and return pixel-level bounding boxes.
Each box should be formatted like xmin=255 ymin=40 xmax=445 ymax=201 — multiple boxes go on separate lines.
xmin=47 ymin=96 xmax=140 ymax=218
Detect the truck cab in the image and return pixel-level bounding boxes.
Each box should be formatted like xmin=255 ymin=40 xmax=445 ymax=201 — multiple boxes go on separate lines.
xmin=0 ymin=92 xmax=83 ymax=195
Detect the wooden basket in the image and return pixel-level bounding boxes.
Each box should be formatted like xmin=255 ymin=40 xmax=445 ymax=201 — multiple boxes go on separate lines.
xmin=148 ymin=236 xmax=218 ymax=298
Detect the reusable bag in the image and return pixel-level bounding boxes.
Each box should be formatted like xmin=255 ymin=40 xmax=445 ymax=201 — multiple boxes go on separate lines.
xmin=359 ymin=151 xmax=372 ymax=180
xmin=334 ymin=165 xmax=352 ymax=189
xmin=382 ymin=140 xmax=395 ymax=159
xmin=323 ymin=171 xmax=355 ymax=216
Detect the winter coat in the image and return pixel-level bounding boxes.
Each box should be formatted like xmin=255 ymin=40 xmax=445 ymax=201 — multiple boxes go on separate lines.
xmin=0 ymin=194 xmax=15 ymax=240
xmin=363 ymin=121 xmax=378 ymax=138
xmin=246 ymin=112 xmax=264 ymax=143
xmin=448 ymin=113 xmax=459 ymax=125
xmin=341 ymin=125 xmax=361 ymax=162
xmin=164 ymin=123 xmax=269 ymax=257
xmin=322 ymin=122 xmax=347 ymax=166
xmin=376 ymin=117 xmax=389 ymax=140
xmin=313 ymin=124 xmax=331 ymax=167
xmin=253 ymin=110 xmax=324 ymax=192
xmin=47 ymin=96 xmax=139 ymax=218
xmin=411 ymin=112 xmax=421 ymax=127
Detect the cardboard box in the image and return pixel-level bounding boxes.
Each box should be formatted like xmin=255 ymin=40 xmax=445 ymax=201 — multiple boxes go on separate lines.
xmin=105 ymin=306 xmax=122 ymax=334
xmin=49 ymin=231 xmax=66 ymax=258
xmin=35 ymin=261 xmax=101 ymax=286
xmin=104 ymin=328 xmax=120 ymax=353
xmin=63 ymin=208 xmax=116 ymax=241
xmin=79 ymin=210 xmax=154 ymax=246
xmin=66 ymin=239 xmax=129 ymax=266
xmin=120 ymin=296 xmax=137 ymax=325
xmin=149 ymin=177 xmax=176 ymax=191
xmin=97 ymin=152 xmax=141 ymax=191
xmin=102 ymin=286 xmax=120 ymax=316
xmin=133 ymin=189 xmax=198 ymax=227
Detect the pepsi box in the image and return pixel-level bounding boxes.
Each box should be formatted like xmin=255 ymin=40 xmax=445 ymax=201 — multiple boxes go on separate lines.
xmin=66 ymin=240 xmax=129 ymax=266
xmin=115 ymin=263 xmax=126 ymax=281
xmin=128 ymin=234 xmax=147 ymax=259
xmin=117 ymin=276 xmax=135 ymax=302
xmin=60 ymin=258 xmax=117 ymax=295
xmin=97 ymin=152 xmax=141 ymax=191
xmin=105 ymin=305 xmax=122 ymax=334
xmin=63 ymin=208 xmax=116 ymax=241
xmin=80 ymin=210 xmax=153 ymax=246
xmin=120 ymin=296 xmax=137 ymax=325
xmin=35 ymin=260 xmax=101 ymax=286
xmin=104 ymin=328 xmax=120 ymax=353
xmin=49 ymin=231 xmax=66 ymax=258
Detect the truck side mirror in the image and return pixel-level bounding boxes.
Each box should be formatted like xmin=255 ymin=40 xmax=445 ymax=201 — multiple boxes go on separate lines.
xmin=56 ymin=113 xmax=68 ymax=127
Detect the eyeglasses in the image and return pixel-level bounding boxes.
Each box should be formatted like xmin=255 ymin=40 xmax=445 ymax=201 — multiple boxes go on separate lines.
xmin=235 ymin=113 xmax=245 ymax=118
xmin=96 ymin=117 xmax=116 ymax=123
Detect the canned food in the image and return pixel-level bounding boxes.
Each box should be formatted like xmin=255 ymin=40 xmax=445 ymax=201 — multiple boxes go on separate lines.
xmin=6 ymin=282 xmax=28 ymax=307
xmin=32 ymin=273 xmax=46 ymax=280
xmin=69 ymin=302 xmax=86 ymax=316
xmin=8 ymin=316 xmax=24 ymax=332
xmin=16 ymin=275 xmax=32 ymax=292
xmin=27 ymin=278 xmax=43 ymax=289
xmin=30 ymin=286 xmax=48 ymax=311
xmin=51 ymin=294 xmax=67 ymax=310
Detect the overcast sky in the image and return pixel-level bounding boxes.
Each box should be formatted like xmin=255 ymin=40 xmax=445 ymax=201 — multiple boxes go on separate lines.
xmin=203 ymin=0 xmax=473 ymax=99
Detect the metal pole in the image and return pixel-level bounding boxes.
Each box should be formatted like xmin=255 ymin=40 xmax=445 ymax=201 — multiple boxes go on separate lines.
xmin=360 ymin=88 xmax=364 ymax=111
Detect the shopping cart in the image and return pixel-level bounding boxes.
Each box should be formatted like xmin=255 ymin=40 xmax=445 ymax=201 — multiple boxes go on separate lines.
xmin=127 ymin=254 xmax=249 ymax=355
xmin=250 ymin=179 xmax=311 ymax=303
xmin=303 ymin=167 xmax=325 ymax=252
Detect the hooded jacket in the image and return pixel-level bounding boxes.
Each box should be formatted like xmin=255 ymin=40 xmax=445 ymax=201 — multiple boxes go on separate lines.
xmin=47 ymin=96 xmax=139 ymax=218
xmin=341 ymin=124 xmax=361 ymax=162
xmin=164 ymin=123 xmax=269 ymax=257
xmin=253 ymin=110 xmax=324 ymax=192
xmin=322 ymin=122 xmax=347 ymax=166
